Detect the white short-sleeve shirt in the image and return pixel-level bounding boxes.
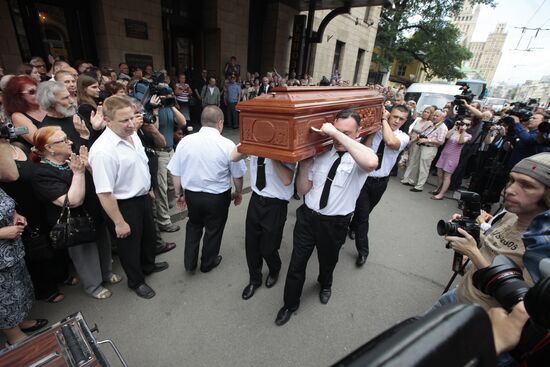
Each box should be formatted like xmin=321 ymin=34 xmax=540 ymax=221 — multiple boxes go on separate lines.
xmin=167 ymin=127 xmax=247 ymax=194
xmin=249 ymin=156 xmax=296 ymax=201
xmin=369 ymin=129 xmax=410 ymax=178
xmin=89 ymin=127 xmax=151 ymax=199
xmin=304 ymin=148 xmax=369 ymax=216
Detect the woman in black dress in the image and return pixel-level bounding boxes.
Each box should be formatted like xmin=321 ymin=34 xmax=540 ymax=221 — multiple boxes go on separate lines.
xmin=31 ymin=126 xmax=121 ymax=300
xmin=0 ymin=139 xmax=67 ymax=303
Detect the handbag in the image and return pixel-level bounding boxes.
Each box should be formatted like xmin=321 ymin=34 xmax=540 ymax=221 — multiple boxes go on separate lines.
xmin=49 ymin=196 xmax=97 ymax=249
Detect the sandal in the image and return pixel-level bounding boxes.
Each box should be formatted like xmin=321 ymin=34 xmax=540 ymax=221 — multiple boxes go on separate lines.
xmin=430 ymin=189 xmax=441 ymax=195
xmin=91 ymin=287 xmax=112 ymax=300
xmin=105 ymin=273 xmax=123 ymax=284
xmin=45 ymin=291 xmax=65 ymax=303
xmin=431 ymin=196 xmax=444 ymax=200
xmin=63 ymin=275 xmax=80 ymax=286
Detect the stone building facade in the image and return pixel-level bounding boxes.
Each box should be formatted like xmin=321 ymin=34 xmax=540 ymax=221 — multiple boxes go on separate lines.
xmin=1 ymin=0 xmax=381 ymax=86
xmin=451 ymin=1 xmax=480 ymax=47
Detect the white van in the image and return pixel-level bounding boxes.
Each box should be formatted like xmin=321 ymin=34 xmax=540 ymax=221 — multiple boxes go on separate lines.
xmin=404 ymin=83 xmax=462 ymax=111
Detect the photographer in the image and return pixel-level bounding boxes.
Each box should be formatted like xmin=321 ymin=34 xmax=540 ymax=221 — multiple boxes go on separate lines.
xmin=433 ymin=153 xmax=550 ymax=312
xmin=149 ymin=76 xmax=186 ymax=233
xmin=508 ymin=113 xmax=549 ymax=168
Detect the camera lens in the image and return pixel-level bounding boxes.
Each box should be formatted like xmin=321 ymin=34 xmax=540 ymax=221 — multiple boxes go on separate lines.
xmin=473 ymin=256 xmax=530 ymax=311
xmin=437 ymin=220 xmax=459 ymax=236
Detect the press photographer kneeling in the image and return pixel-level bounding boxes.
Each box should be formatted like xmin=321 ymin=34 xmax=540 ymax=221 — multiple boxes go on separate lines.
xmin=435 ymin=153 xmax=550 ymax=364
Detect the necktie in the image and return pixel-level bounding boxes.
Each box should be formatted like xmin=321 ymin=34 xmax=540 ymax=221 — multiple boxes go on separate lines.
xmin=256 ymin=157 xmax=266 ymax=191
xmin=319 ymin=151 xmax=345 ymax=209
xmin=375 ymin=139 xmax=385 ymax=171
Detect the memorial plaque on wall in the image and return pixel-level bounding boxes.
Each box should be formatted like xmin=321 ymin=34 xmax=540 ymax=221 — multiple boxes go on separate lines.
xmin=237 ymin=86 xmax=383 ymax=162
xmin=125 ymin=54 xmax=154 ymax=69
xmin=125 ymin=19 xmax=148 ymax=40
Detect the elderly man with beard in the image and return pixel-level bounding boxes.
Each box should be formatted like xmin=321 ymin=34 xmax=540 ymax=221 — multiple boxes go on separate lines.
xmin=37 ymin=81 xmax=99 ymax=151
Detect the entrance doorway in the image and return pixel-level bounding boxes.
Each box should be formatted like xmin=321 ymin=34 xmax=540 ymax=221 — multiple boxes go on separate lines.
xmin=8 ymin=0 xmax=97 ymax=64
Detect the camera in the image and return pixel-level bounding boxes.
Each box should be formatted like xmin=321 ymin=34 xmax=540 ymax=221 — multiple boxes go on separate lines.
xmin=437 ymin=191 xmax=481 ymax=273
xmin=0 ymin=119 xmax=29 ymax=140
xmin=453 ymin=85 xmax=476 ymax=119
xmin=145 ymin=72 xmax=177 ymax=109
xmin=538 ymin=121 xmax=550 ymax=147
xmin=507 ymin=102 xmax=533 ymax=122
xmin=141 ymin=111 xmax=156 ymax=124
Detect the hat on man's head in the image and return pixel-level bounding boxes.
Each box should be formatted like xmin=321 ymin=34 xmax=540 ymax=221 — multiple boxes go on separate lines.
xmin=511 ymin=153 xmax=550 ymax=187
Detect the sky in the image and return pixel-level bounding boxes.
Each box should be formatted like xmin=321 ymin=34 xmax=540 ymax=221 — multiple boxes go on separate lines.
xmin=471 ymin=0 xmax=550 ymax=85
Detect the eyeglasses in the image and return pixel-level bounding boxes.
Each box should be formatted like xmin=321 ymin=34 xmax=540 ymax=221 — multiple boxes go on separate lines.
xmin=20 ymin=89 xmax=37 ymax=95
xmin=49 ymin=137 xmax=71 ymax=145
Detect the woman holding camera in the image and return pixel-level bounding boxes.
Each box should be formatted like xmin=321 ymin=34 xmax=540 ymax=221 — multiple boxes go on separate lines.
xmin=3 ymin=75 xmax=47 ymax=148
xmin=31 ymin=126 xmax=121 ymax=299
xmin=401 ymin=106 xmax=435 ymax=189
xmin=432 ymin=119 xmax=472 ymax=200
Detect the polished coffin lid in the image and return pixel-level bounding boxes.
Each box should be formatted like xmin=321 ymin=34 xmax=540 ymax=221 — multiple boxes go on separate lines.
xmin=236 ymin=86 xmax=383 ymax=162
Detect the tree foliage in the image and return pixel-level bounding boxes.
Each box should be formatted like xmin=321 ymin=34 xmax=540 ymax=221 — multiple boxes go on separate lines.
xmin=373 ymin=0 xmax=496 ymax=80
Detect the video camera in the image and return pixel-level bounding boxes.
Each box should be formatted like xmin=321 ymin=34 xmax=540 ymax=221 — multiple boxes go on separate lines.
xmin=0 ymin=118 xmax=29 ymax=140
xmin=143 ymin=72 xmax=177 ymax=109
xmin=538 ymin=121 xmax=550 ymax=147
xmin=453 ymin=85 xmax=476 ymax=119
xmin=437 ymin=191 xmax=481 ymax=273
xmin=507 ymin=102 xmax=533 ymax=122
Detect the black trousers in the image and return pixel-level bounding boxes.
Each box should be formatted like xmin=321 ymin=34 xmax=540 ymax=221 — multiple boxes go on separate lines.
xmin=245 ymin=192 xmax=288 ymax=285
xmin=283 ymin=204 xmax=351 ymax=309
xmin=226 ymin=102 xmax=239 ymax=128
xmin=105 ymin=195 xmax=156 ymax=289
xmin=184 ymin=189 xmax=231 ymax=271
xmin=349 ymin=176 xmax=389 ymax=257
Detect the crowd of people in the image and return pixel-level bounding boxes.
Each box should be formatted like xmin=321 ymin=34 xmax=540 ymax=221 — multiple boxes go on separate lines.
xmin=0 ymin=55 xmax=549 ymax=365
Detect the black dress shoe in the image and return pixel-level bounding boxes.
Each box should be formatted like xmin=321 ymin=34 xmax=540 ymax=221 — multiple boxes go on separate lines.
xmin=200 ymin=255 xmax=222 ymax=273
xmin=409 ymin=187 xmax=422 ymax=192
xmin=134 ymin=283 xmax=156 ymax=299
xmin=348 ymin=229 xmax=355 ymax=240
xmin=356 ymin=255 xmax=367 ymax=267
xmin=319 ymin=288 xmax=332 ymax=304
xmin=275 ymin=306 xmax=297 ymax=326
xmin=20 ymin=319 xmax=48 ymax=332
xmin=242 ymin=284 xmax=260 ymax=300
xmin=155 ymin=242 xmax=176 ymax=255
xmin=144 ymin=262 xmax=169 ymax=275
xmin=265 ymin=272 xmax=279 ymax=288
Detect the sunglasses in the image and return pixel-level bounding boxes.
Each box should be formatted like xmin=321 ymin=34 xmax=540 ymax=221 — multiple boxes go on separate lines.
xmin=20 ymin=89 xmax=37 ymax=95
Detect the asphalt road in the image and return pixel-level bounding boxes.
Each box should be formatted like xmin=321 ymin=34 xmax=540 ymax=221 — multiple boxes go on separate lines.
xmin=15 ymin=129 xmax=464 ymax=366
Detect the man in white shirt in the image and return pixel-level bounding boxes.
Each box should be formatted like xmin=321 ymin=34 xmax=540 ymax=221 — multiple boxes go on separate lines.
xmin=168 ymin=106 xmax=247 ymax=273
xmin=89 ymin=96 xmax=168 ymax=299
xmin=230 ymin=149 xmax=296 ymax=300
xmin=275 ymin=109 xmax=379 ymax=326
xmin=348 ymin=105 xmax=410 ymax=267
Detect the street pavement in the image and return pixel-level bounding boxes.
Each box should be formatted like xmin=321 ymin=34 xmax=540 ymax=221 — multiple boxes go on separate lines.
xmin=25 ymin=128 xmax=464 ymax=367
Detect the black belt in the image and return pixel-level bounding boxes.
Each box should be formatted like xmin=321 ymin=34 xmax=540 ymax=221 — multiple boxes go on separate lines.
xmin=303 ymin=205 xmax=353 ymax=221
xmin=418 ymin=143 xmax=437 ymax=147
xmin=252 ymin=191 xmax=288 ymax=204
xmin=155 ymin=147 xmax=173 ymax=153
xmin=368 ymin=176 xmax=389 ymax=182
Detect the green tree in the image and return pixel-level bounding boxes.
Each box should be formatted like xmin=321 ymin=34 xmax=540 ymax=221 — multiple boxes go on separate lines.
xmin=373 ymin=0 xmax=496 ymax=80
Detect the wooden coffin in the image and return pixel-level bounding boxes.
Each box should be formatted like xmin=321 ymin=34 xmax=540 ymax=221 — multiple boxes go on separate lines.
xmin=236 ymin=86 xmax=383 ymax=162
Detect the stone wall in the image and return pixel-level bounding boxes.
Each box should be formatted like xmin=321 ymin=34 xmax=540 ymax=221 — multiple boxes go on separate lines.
xmin=217 ymin=0 xmax=249 ymax=81
xmin=0 ymin=0 xmax=23 ymax=73
xmin=305 ymin=6 xmax=380 ymax=85
xmin=92 ymin=0 xmax=164 ymax=69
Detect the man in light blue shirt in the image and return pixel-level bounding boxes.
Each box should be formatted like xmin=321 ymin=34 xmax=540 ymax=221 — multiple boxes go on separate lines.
xmin=224 ymin=74 xmax=242 ymax=129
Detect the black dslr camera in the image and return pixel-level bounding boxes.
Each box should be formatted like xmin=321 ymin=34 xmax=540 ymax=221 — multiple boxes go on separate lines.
xmin=437 ymin=191 xmax=481 ymax=273
xmin=507 ymin=102 xmax=533 ymax=122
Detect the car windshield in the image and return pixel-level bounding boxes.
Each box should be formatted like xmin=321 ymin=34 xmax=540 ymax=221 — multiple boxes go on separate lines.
xmin=405 ymin=92 xmax=455 ymax=110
